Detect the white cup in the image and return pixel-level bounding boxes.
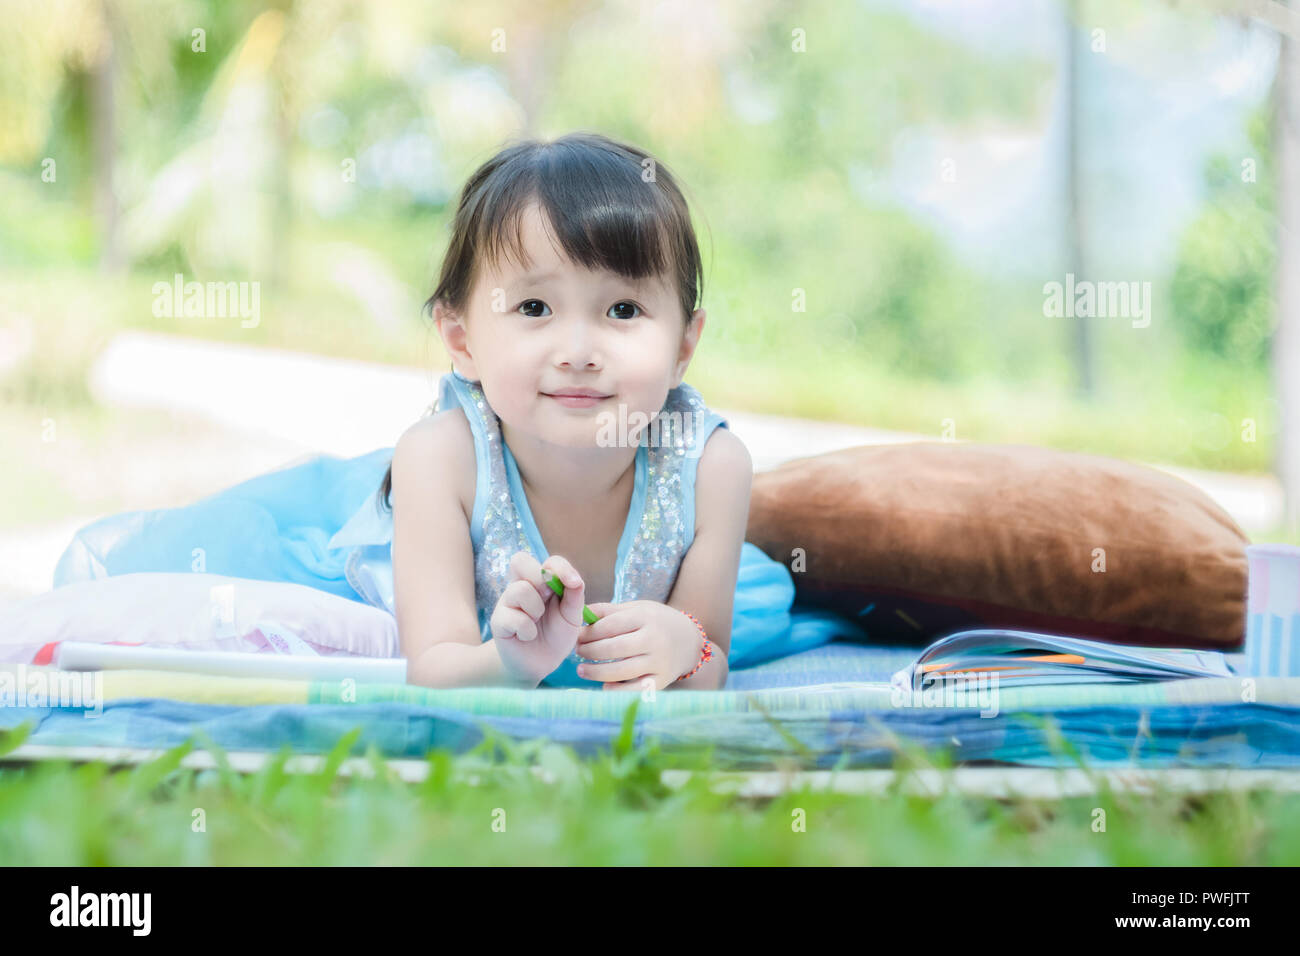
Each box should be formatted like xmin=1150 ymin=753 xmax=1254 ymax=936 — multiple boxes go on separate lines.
xmin=1244 ymin=544 xmax=1300 ymax=677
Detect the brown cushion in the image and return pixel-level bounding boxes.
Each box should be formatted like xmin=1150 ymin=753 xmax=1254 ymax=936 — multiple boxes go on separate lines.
xmin=745 ymin=443 xmax=1249 ymax=650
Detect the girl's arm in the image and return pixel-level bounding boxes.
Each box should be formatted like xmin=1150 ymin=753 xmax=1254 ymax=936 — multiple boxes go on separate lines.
xmin=391 ymin=411 xmax=533 ymax=689
xmin=663 ymin=427 xmax=754 ymax=690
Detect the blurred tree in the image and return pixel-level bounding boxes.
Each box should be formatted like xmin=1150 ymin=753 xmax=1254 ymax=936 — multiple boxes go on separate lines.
xmin=653 ymin=1 xmax=1051 ymax=380
xmin=1065 ymin=0 xmax=1093 ymax=397
xmin=1169 ymin=108 xmax=1274 ymax=367
xmin=433 ymin=0 xmax=602 ymax=135
xmin=0 ymin=0 xmax=245 ymax=268
xmin=0 ymin=0 xmax=143 ymax=271
xmin=91 ymin=0 xmax=123 ymax=271
xmin=1191 ymin=0 xmax=1300 ymax=526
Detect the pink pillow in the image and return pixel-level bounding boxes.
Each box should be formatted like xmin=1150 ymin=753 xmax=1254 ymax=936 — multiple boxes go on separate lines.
xmin=0 ymin=573 xmax=399 ymax=664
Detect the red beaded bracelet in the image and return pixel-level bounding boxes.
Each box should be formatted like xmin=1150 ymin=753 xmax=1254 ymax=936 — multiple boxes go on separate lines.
xmin=676 ymin=611 xmax=712 ymax=682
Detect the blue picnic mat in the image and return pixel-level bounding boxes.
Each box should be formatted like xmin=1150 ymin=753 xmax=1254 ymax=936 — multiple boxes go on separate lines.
xmin=5 ymin=637 xmax=1300 ymax=770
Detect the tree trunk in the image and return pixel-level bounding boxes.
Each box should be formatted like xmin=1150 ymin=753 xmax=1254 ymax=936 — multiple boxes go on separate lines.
xmin=92 ymin=0 xmax=123 ymax=272
xmin=1066 ymin=0 xmax=1094 ymax=398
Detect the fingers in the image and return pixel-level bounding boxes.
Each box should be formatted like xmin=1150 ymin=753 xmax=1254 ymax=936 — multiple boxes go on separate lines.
xmin=574 ymin=631 xmax=630 ymax=661
xmin=492 ymin=558 xmax=550 ymax=641
xmin=501 ymin=577 xmax=546 ymax=620
xmin=490 ymin=603 xmax=538 ymax=642
xmin=582 ymin=603 xmax=634 ymax=642
xmin=540 ymin=555 xmax=583 ymax=592
xmin=576 ymin=654 xmax=652 ymax=684
xmin=507 ymin=551 xmax=551 ymax=608
xmin=540 ymin=555 xmax=585 ymax=626
xmin=501 ymin=551 xmax=601 ymax=634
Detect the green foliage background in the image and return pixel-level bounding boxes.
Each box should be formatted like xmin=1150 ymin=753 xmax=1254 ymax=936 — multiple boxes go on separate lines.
xmin=0 ymin=0 xmax=1283 ymax=479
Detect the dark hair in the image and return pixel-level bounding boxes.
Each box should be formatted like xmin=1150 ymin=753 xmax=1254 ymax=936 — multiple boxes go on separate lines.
xmin=376 ymin=130 xmax=706 ymax=513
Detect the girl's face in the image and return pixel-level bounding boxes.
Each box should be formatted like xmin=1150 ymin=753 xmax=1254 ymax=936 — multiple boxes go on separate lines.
xmin=437 ymin=203 xmax=705 ymax=449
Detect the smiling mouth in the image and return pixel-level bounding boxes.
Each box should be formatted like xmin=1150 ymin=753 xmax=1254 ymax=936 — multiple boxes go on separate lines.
xmin=543 ymin=392 xmax=612 ymax=407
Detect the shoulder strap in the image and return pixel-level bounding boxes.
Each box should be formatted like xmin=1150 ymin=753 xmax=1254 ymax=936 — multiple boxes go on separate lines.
xmin=437 ymin=371 xmax=500 ymax=552
xmin=664 ymin=382 xmax=727 ymax=552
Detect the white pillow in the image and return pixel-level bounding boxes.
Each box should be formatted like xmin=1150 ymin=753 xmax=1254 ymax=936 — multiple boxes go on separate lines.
xmin=0 ymin=573 xmax=400 ymax=664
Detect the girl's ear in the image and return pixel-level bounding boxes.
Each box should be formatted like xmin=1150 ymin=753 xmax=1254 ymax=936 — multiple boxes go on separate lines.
xmin=434 ymin=300 xmax=478 ymax=380
xmin=672 ymin=308 xmax=706 ymax=387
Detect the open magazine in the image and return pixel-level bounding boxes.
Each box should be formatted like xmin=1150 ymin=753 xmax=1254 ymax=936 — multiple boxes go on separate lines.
xmin=890 ymin=629 xmax=1235 ymax=691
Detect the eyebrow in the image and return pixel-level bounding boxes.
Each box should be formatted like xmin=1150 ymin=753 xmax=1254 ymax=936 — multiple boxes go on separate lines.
xmin=511 ymin=270 xmax=659 ymax=288
xmin=503 ymin=270 xmax=665 ymax=302
xmin=507 ymin=269 xmax=561 ymax=288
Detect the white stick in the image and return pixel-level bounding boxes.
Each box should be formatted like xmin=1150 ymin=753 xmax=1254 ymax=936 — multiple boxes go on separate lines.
xmin=54 ymin=642 xmax=407 ymax=685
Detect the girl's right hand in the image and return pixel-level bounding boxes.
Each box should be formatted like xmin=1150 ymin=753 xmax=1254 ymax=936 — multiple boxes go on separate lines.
xmin=490 ymin=551 xmax=586 ymax=687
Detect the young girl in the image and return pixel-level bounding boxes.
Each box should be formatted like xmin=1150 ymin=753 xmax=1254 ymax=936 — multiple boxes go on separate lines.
xmin=381 ymin=130 xmax=758 ymax=692
xmin=53 ymin=131 xmax=811 ymax=690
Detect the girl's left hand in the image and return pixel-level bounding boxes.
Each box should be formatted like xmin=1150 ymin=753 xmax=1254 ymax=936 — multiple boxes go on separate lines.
xmin=575 ymin=601 xmax=704 ymax=691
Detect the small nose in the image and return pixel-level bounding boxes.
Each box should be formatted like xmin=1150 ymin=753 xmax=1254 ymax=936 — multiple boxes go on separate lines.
xmin=554 ymin=315 xmax=602 ymax=370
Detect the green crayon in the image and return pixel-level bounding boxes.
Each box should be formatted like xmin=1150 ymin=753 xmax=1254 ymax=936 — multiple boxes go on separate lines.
xmin=541 ymin=568 xmax=601 ymax=625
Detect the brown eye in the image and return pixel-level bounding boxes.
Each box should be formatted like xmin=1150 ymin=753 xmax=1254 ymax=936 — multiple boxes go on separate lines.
xmin=518 ymin=299 xmax=550 ymax=318
xmin=608 ymin=301 xmax=641 ymax=320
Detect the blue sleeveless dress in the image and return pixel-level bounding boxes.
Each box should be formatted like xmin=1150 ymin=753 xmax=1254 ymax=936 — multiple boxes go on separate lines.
xmin=53 ymin=371 xmax=842 ymax=686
